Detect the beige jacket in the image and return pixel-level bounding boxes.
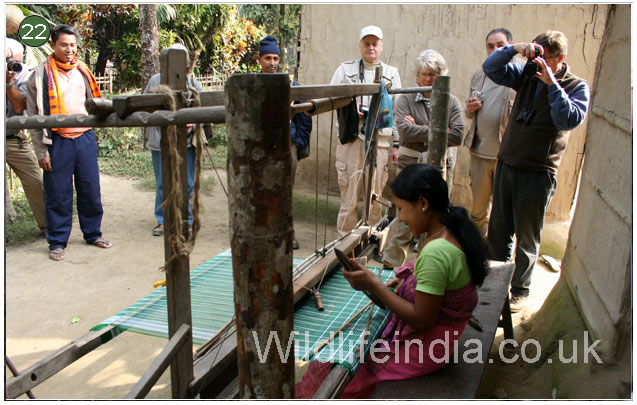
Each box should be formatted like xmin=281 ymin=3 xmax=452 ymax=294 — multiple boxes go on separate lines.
xmin=330 ymin=58 xmax=402 ymax=148
xmin=463 ymin=67 xmax=517 ymax=151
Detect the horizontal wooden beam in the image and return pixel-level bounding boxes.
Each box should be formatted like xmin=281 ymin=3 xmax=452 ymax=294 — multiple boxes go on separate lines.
xmin=388 ymin=86 xmax=431 ymax=94
xmin=291 ymin=96 xmax=352 ymax=117
xmin=292 ymin=226 xmax=370 ymax=305
xmin=200 ymin=90 xmax=225 ymax=107
xmin=290 ymin=84 xmax=380 ymax=102
xmin=85 ymin=98 xmax=114 ymax=117
xmin=83 ymin=84 xmax=432 ymax=122
xmin=5 ymin=106 xmax=226 ymax=130
xmin=189 ymin=330 xmax=238 ymax=397
xmin=313 ymin=365 xmax=350 ymax=399
xmin=113 ymin=94 xmax=173 ymax=118
xmin=127 ymin=324 xmax=191 ymax=399
xmin=5 ymin=325 xmax=119 ymax=399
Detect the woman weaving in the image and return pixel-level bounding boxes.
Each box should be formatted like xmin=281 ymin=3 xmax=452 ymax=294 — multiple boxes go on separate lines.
xmin=340 ymin=164 xmax=488 ymax=398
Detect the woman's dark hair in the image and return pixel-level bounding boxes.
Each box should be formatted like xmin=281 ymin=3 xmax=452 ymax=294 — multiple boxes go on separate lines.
xmin=51 ymin=24 xmax=79 ymax=45
xmin=390 ymin=164 xmax=487 ymax=286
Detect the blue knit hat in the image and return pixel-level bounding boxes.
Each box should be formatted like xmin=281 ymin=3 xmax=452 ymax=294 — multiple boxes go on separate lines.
xmin=259 ymin=35 xmax=280 ymax=56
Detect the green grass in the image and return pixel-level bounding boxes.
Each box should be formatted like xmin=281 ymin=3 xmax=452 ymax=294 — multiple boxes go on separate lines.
xmin=5 ymin=188 xmax=42 ymax=244
xmin=134 ymin=177 xmax=157 ymax=192
xmin=99 ymin=150 xmax=154 ymax=179
xmin=292 ymin=190 xmax=340 ymax=226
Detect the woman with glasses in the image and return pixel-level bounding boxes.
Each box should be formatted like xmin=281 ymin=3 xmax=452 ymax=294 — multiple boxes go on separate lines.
xmin=381 ymin=49 xmax=465 ymax=270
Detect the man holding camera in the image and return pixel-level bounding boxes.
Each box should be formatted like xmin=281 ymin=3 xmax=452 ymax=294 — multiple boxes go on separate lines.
xmin=330 ymin=25 xmax=401 ymax=237
xmin=482 ymin=30 xmax=590 ymax=311
xmin=463 ymin=28 xmax=517 ymax=237
xmin=5 ymin=38 xmax=45 ymax=231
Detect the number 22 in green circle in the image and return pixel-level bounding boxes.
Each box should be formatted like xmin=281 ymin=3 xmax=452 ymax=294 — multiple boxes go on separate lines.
xmin=21 ymin=23 xmax=47 ymax=40
xmin=18 ymin=16 xmax=51 ymax=47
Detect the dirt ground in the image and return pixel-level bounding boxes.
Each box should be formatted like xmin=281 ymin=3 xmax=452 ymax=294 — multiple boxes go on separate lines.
xmin=4 ymin=171 xmax=567 ymax=399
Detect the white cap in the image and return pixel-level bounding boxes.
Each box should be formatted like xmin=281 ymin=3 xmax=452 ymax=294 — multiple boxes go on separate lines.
xmin=359 ymin=25 xmax=383 ymax=40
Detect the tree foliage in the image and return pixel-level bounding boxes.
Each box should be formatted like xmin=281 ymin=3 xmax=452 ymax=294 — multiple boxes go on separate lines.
xmin=199 ymin=12 xmax=266 ymax=76
xmin=13 ymin=4 xmax=302 ymax=90
xmin=239 ymin=4 xmax=302 ymax=73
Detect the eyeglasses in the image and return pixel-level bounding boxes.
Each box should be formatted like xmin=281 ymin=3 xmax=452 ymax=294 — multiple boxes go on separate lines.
xmin=418 ymin=72 xmax=438 ymax=79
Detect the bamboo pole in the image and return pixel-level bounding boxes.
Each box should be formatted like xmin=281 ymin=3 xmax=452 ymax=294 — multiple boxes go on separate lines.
xmin=426 ymin=76 xmax=451 ymax=176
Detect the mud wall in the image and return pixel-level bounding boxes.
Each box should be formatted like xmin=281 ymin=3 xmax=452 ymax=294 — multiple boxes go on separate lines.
xmin=561 ymin=4 xmax=632 ymax=361
xmin=296 ymin=4 xmax=608 ymax=219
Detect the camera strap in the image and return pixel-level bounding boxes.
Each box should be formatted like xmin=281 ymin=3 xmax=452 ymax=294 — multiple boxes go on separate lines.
xmin=524 ymin=77 xmax=538 ymax=111
xmin=359 ymin=59 xmax=365 ymax=110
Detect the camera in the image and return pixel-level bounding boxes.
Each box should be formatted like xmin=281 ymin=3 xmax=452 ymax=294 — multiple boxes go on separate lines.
xmin=522 ymin=48 xmax=541 ymax=77
xmin=360 ymin=105 xmax=369 ymax=134
xmin=516 ymin=107 xmax=536 ymax=125
xmin=6 ymin=58 xmax=22 ymax=73
xmin=471 ymin=90 xmax=482 ymax=101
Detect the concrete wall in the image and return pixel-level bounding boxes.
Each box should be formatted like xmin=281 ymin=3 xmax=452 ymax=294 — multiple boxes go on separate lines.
xmin=296 ymin=4 xmax=608 ymax=219
xmin=562 ymin=4 xmax=632 ymax=360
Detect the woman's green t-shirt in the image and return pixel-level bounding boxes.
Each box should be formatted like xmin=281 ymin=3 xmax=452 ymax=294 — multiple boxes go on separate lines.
xmin=414 ymin=238 xmax=472 ymax=295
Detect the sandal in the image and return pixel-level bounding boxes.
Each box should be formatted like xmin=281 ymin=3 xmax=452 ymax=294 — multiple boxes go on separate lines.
xmin=50 ymin=248 xmax=65 ymax=261
xmin=92 ymin=238 xmax=112 ymax=249
xmin=152 ymin=224 xmax=164 ymax=237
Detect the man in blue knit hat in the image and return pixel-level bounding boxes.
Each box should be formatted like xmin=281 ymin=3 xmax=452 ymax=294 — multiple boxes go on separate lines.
xmin=257 ymin=35 xmax=312 ymax=250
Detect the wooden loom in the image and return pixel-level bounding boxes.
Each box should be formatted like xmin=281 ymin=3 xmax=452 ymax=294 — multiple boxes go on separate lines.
xmin=5 ymin=48 xmax=451 ymax=399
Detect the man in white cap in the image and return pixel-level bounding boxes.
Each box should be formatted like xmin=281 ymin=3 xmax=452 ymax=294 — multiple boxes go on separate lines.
xmin=330 ymin=25 xmax=401 ymax=237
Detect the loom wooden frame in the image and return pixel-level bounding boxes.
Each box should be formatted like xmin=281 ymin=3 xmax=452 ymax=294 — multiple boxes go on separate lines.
xmin=4 ymin=48 xmax=450 ymax=399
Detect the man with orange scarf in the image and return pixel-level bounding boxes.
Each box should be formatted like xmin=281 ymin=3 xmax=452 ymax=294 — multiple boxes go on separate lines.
xmin=27 ymin=24 xmax=111 ymax=261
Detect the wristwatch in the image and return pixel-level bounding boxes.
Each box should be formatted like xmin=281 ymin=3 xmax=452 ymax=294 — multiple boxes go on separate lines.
xmin=6 ymin=82 xmax=15 ymax=89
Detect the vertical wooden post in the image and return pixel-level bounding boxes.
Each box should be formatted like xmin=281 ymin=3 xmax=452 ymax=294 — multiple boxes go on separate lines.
xmin=225 ymin=73 xmax=295 ymax=398
xmin=159 ymin=47 xmax=193 ymax=399
xmin=427 ymin=75 xmax=451 ymax=178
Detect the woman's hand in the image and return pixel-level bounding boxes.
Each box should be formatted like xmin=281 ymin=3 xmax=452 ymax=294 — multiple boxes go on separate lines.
xmin=385 ymin=277 xmax=403 ymax=289
xmin=342 ymin=260 xmax=382 ymax=291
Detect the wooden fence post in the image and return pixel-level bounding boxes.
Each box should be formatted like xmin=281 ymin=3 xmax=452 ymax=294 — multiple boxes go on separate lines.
xmin=427 ymin=76 xmax=451 ymax=177
xmin=159 ymin=47 xmax=194 ymax=399
xmin=225 ymin=73 xmax=295 ymax=398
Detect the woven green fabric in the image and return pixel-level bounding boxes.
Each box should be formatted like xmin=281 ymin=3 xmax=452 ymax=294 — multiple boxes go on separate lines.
xmin=294 ymin=268 xmax=393 ymax=374
xmin=91 ymin=250 xmax=238 ymax=344
xmin=92 ymin=250 xmax=393 ymax=374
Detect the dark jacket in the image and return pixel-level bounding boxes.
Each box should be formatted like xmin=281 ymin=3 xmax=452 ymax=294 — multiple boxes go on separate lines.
xmin=498 ymin=65 xmax=585 ymax=173
xmin=291 ymin=80 xmax=312 ymax=159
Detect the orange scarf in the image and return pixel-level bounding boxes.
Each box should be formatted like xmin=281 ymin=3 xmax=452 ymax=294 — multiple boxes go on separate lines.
xmin=44 ymin=54 xmax=101 ymax=130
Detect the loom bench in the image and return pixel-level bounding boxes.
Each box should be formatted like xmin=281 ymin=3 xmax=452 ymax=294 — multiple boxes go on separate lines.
xmin=370 ymin=261 xmax=514 ymax=399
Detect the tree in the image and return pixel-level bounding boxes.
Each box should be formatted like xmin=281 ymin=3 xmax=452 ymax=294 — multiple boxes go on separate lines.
xmin=238 ymin=4 xmax=302 ymax=73
xmin=165 ymin=4 xmax=233 ymax=74
xmin=139 ymin=4 xmax=160 ymax=90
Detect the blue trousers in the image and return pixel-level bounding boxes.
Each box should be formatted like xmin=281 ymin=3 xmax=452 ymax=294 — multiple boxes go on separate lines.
xmin=487 ymin=161 xmax=557 ymax=298
xmin=43 ymin=130 xmax=103 ymax=250
xmin=151 ymin=147 xmax=195 ymax=225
